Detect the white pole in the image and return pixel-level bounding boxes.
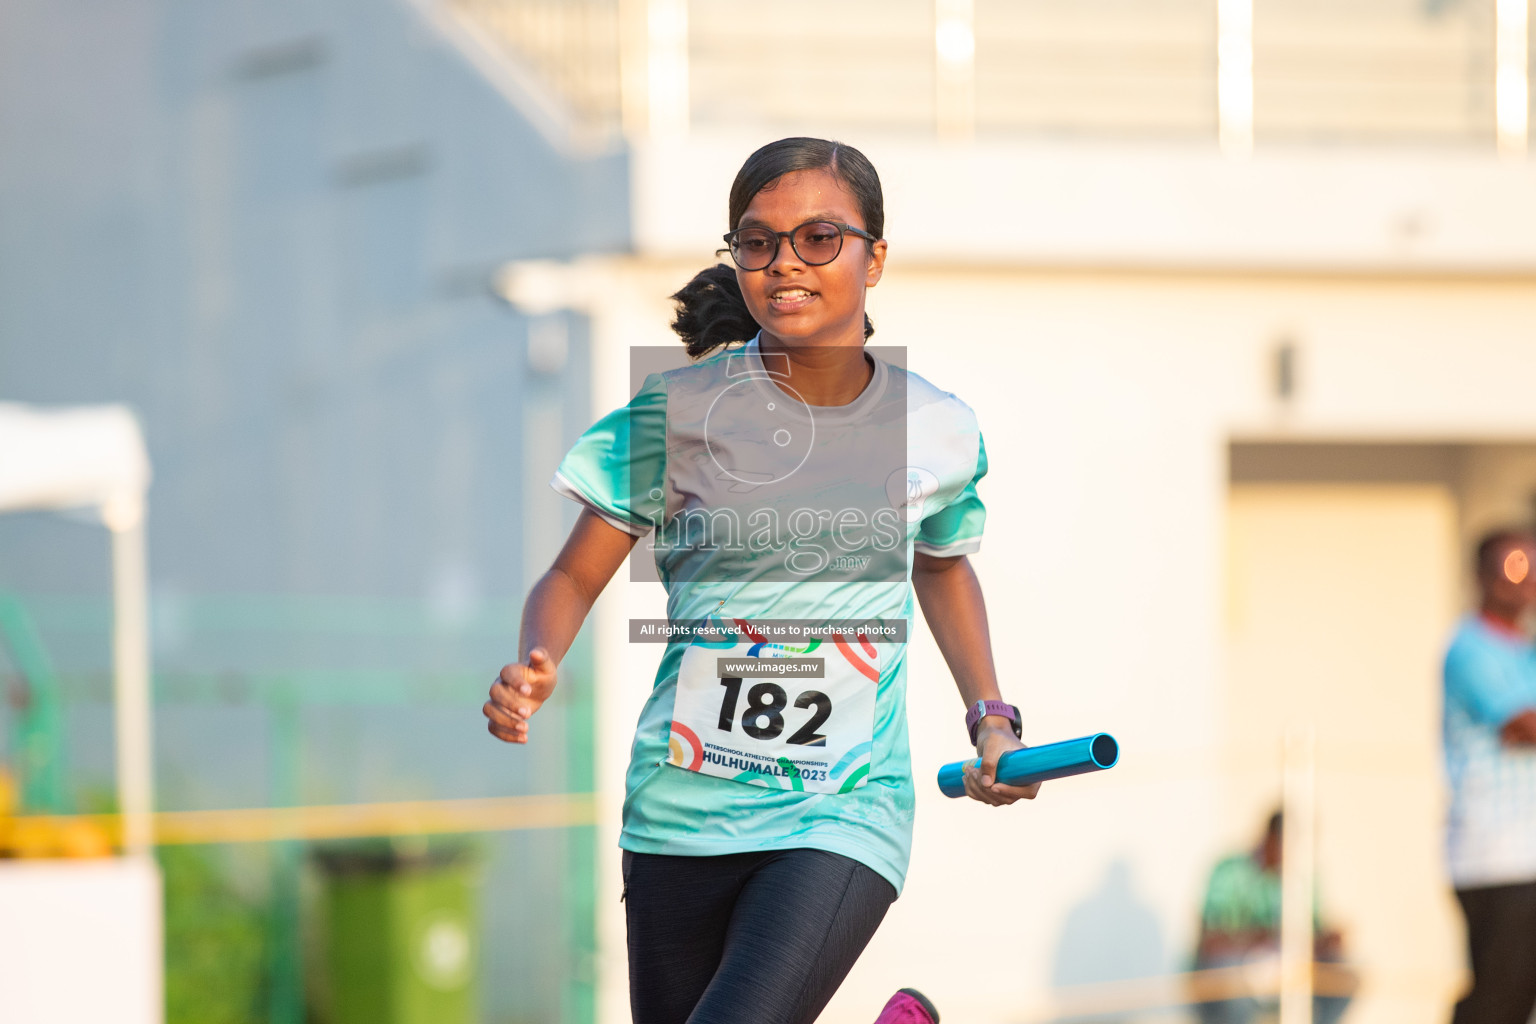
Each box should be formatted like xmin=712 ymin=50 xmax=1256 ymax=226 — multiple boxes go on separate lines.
xmin=1280 ymin=724 xmax=1316 ymax=1024
xmin=1217 ymin=0 xmax=1255 ymax=157
xmin=934 ymin=0 xmax=976 ymax=142
xmin=1496 ymin=0 xmax=1530 ymax=158
xmin=618 ymin=0 xmax=650 ymax=142
xmin=645 ymin=0 xmax=689 ymax=139
xmin=106 ymin=493 xmax=154 ymax=859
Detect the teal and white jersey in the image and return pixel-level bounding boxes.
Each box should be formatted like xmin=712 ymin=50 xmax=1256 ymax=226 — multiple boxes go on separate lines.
xmin=550 ymin=335 xmax=987 ymax=893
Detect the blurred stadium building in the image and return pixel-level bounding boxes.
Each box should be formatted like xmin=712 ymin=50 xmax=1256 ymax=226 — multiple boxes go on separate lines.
xmin=3 ymin=2 xmax=1536 ymax=1024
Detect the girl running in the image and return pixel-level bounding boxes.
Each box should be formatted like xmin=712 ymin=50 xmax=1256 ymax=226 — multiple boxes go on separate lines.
xmin=484 ymin=137 xmax=1036 ymax=1024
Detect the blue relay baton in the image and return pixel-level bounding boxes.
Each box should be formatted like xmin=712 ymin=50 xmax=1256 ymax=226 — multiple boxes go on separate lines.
xmin=937 ymin=733 xmax=1119 ymax=798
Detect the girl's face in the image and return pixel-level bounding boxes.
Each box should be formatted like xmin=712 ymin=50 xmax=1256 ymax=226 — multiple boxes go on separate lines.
xmin=733 ymin=168 xmax=887 ymax=349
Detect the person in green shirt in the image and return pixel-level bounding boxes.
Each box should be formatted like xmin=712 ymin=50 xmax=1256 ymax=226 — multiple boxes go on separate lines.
xmin=1193 ymin=812 xmax=1355 ymax=1024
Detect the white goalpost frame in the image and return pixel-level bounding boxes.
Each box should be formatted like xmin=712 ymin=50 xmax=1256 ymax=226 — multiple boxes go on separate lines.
xmin=0 ymin=402 xmax=155 ymax=857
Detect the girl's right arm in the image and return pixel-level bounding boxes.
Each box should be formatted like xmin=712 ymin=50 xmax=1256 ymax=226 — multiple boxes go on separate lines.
xmin=483 ymin=507 xmax=641 ymax=744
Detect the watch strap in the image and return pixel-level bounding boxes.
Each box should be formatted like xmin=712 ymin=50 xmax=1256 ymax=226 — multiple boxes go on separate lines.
xmin=966 ymin=699 xmax=1022 ymax=745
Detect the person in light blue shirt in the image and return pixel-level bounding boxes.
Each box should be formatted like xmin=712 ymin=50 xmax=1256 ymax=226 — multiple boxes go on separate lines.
xmin=1443 ymin=529 xmax=1536 ymax=1024
xmin=482 ymin=138 xmax=1035 ymax=1024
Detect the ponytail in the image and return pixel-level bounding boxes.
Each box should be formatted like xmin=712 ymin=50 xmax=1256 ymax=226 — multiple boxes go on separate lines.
xmin=670 ymin=264 xmax=759 ymax=359
xmin=669 ymin=263 xmax=876 ymax=360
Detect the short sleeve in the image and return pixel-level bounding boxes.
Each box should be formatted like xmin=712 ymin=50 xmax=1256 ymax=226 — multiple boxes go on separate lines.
xmin=550 ymin=373 xmax=667 ymax=536
xmin=914 ymin=431 xmax=987 ymax=557
xmin=1445 ymin=633 xmax=1535 ymax=728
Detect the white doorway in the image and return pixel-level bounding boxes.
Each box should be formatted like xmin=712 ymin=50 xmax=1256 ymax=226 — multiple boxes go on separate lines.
xmin=1224 ymin=470 xmax=1464 ymax=1024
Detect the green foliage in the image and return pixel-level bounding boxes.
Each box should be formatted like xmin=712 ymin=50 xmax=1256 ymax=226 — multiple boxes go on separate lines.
xmin=160 ymin=846 xmax=269 ymax=1024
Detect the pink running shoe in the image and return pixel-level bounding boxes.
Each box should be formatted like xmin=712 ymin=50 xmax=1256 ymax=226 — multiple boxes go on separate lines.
xmin=873 ymin=988 xmax=940 ymax=1024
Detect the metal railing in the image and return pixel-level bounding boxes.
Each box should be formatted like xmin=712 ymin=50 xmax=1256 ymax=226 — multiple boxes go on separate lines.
xmin=447 ymin=0 xmax=1531 ymax=153
xmin=0 ymin=591 xmax=598 ymax=1024
xmin=450 ymin=0 xmax=624 ymax=138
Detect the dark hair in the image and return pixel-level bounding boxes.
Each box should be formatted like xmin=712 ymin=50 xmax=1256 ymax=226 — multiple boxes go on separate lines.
xmin=1476 ymin=528 xmax=1536 ymax=581
xmin=670 ymin=137 xmax=884 ymax=359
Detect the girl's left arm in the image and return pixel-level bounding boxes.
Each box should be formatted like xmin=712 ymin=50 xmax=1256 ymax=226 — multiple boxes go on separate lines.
xmin=911 ymin=551 xmax=1040 ymax=806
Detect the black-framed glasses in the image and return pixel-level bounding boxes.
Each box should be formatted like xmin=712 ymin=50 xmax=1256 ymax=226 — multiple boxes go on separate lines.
xmin=718 ymin=220 xmax=878 ymax=271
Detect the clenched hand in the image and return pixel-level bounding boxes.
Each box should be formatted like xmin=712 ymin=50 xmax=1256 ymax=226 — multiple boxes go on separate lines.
xmin=484 ymin=648 xmax=557 ymax=744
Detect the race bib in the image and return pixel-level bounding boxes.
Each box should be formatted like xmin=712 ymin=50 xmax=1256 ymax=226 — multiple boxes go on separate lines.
xmin=665 ymin=630 xmax=881 ymax=794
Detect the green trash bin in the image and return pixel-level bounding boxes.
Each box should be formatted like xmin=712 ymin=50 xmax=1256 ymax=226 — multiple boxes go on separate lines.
xmin=314 ymin=842 xmax=479 ymax=1024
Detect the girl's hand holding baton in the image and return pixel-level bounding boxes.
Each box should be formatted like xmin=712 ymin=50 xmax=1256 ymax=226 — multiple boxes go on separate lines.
xmin=963 ymin=719 xmax=1042 ymax=805
xmin=941 ymin=733 xmax=1119 ymax=797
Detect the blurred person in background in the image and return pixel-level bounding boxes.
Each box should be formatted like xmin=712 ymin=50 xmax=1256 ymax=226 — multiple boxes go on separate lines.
xmin=1191 ymin=811 xmax=1354 ymax=1024
xmin=1443 ymin=529 xmax=1536 ymax=1024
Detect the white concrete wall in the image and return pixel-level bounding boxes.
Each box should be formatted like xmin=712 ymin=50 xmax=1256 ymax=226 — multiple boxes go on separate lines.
xmin=633 ymin=138 xmax=1536 ymax=274
xmin=0 ymin=858 xmax=162 ymax=1024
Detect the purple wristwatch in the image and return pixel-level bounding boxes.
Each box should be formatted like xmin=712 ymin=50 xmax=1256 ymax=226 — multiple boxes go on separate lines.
xmin=966 ymin=699 xmax=1023 ymax=745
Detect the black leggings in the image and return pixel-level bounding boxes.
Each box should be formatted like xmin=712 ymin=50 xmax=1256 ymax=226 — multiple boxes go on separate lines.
xmin=623 ymin=848 xmax=898 ymax=1024
xmin=1451 ymin=880 xmax=1536 ymax=1024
